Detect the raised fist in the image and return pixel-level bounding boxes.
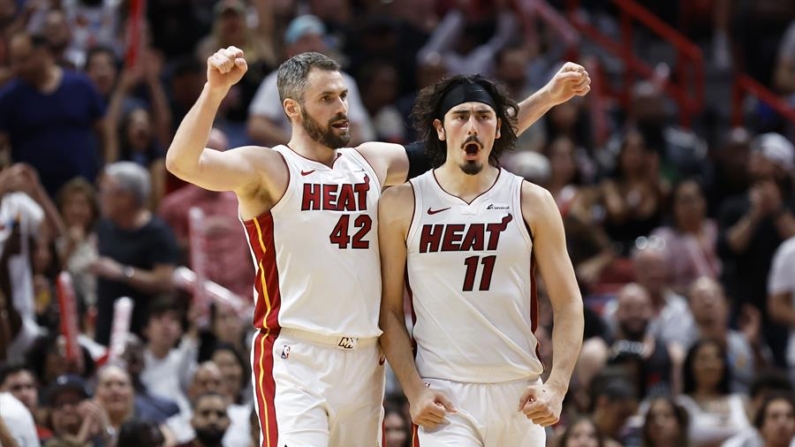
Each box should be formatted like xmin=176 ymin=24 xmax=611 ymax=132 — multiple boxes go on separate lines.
xmin=207 ymin=46 xmax=248 ymax=91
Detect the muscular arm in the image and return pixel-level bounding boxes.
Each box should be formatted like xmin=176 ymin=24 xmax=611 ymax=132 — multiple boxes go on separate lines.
xmin=523 ymin=182 xmax=584 ymax=391
xmin=378 ymin=185 xmax=425 ymax=399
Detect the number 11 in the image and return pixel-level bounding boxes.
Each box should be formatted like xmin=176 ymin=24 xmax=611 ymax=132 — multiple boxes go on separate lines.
xmin=463 ymin=255 xmax=496 ymax=291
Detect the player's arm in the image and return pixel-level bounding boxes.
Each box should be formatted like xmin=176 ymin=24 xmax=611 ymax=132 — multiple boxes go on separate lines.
xmin=166 ymin=47 xmax=278 ymax=195
xmin=516 ymin=62 xmax=591 ymax=136
xmin=356 ymin=142 xmax=410 ymax=187
xmin=518 ymin=182 xmax=584 ymax=426
xmin=378 ymin=185 xmax=454 ymax=428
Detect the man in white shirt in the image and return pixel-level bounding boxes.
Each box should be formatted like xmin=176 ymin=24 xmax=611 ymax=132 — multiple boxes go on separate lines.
xmin=247 ymin=15 xmax=374 ymax=146
xmin=768 ymin=235 xmax=795 ymax=384
xmin=0 ymin=392 xmax=41 ymax=447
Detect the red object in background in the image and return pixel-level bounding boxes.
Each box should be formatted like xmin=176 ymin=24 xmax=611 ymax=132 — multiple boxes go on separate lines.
xmin=125 ymin=0 xmax=146 ymax=68
xmin=56 ymin=272 xmax=82 ymax=369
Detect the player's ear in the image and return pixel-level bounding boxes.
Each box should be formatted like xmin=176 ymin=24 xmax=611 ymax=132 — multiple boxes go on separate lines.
xmin=433 ymin=119 xmax=445 ymax=141
xmin=496 ymin=118 xmax=501 ymax=139
xmin=284 ymin=98 xmax=300 ymax=121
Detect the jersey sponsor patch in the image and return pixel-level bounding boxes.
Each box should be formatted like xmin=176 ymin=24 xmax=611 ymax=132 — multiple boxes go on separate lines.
xmin=486 ymin=203 xmax=511 ymax=211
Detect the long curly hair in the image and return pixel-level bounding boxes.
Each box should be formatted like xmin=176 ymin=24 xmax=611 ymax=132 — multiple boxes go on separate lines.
xmin=410 ymin=74 xmax=519 ymax=168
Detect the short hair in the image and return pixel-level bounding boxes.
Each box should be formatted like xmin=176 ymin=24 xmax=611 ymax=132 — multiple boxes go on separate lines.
xmin=146 ymin=297 xmax=181 ymax=321
xmin=104 ymin=161 xmax=151 ymax=206
xmin=276 ymin=52 xmax=340 ymax=105
xmin=193 ymin=391 xmax=229 ymax=411
xmin=749 ymin=369 xmax=794 ymax=399
xmin=85 ymin=45 xmax=118 ymax=69
xmin=116 ymin=419 xmax=165 ymax=447
xmin=410 ymin=74 xmax=519 ymax=169
xmin=754 ymin=392 xmax=795 ymax=429
xmin=0 ymin=362 xmax=32 ymax=387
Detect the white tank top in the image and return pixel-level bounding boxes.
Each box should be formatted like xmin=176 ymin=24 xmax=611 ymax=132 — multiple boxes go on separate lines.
xmin=407 ymin=169 xmax=543 ymax=383
xmin=242 ymin=145 xmax=382 ymax=338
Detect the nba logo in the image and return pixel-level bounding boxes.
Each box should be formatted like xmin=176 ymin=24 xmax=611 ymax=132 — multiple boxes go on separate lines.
xmin=281 ymin=345 xmax=290 ymax=359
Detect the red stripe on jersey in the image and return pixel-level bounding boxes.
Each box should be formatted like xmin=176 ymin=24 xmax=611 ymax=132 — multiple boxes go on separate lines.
xmin=252 ymin=330 xmax=279 ymax=447
xmin=530 ymin=252 xmax=540 ymax=358
xmin=411 ymin=424 xmax=421 ymax=447
xmin=244 ymin=212 xmax=282 ymax=331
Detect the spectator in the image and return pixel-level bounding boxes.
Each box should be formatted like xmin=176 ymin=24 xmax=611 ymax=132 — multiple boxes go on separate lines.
xmin=43 ymin=374 xmax=112 ymax=447
xmin=384 ymin=400 xmax=410 ymax=447
xmin=93 ymin=365 xmax=135 ymax=433
xmin=651 ymin=179 xmax=721 ymax=295
xmin=718 ymin=132 xmax=795 ymax=366
xmin=91 ymin=162 xmax=178 ymax=346
xmin=176 ymin=392 xmax=230 ymax=447
xmin=115 ymin=419 xmax=166 ymax=447
xmin=162 ymin=361 xmax=224 ymax=445
xmin=83 ymin=46 xmax=118 ymax=102
xmin=723 ymin=369 xmax=795 ymax=447
xmin=677 ymin=339 xmax=751 ymax=447
xmin=641 ymin=397 xmax=690 ymax=447
xmin=120 ymin=335 xmax=181 ymax=424
xmin=247 ymin=14 xmax=374 ymax=146
xmin=556 ymin=416 xmax=605 ymax=447
xmin=0 ymin=390 xmax=40 ymax=447
xmin=0 ymin=32 xmax=109 ymax=198
xmin=0 ymin=362 xmax=51 ymax=441
xmin=768 ymin=234 xmax=795 ymax=383
xmin=753 ymin=393 xmax=795 ymax=447
xmin=687 ymin=277 xmax=772 ymax=394
xmin=589 ymin=368 xmax=639 ymax=447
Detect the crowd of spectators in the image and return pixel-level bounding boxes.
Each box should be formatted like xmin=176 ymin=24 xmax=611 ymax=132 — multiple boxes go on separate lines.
xmin=1 ymin=0 xmax=795 ymax=447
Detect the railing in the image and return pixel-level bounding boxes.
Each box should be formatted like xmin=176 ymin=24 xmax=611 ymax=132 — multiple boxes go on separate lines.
xmin=732 ymin=74 xmax=795 ymax=128
xmin=565 ymin=0 xmax=705 ymax=128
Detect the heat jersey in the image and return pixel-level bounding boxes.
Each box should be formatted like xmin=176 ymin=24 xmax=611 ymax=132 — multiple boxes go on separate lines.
xmin=242 ymin=145 xmax=382 ymax=338
xmin=406 ymin=169 xmax=543 ymax=383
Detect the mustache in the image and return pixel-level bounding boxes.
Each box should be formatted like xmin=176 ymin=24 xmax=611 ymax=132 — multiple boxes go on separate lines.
xmin=329 ymin=114 xmax=349 ymax=125
xmin=461 ymin=135 xmax=483 ymax=149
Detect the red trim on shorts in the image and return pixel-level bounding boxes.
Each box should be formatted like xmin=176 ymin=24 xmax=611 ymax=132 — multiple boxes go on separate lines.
xmin=252 ymin=330 xmax=279 ymax=447
xmin=411 ymin=424 xmax=420 ymax=447
xmin=244 ymin=212 xmax=283 ymax=331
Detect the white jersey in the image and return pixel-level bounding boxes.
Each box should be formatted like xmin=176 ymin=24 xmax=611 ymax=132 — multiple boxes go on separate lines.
xmin=406 ymin=169 xmax=543 ymax=383
xmin=242 ymin=145 xmax=382 ymax=338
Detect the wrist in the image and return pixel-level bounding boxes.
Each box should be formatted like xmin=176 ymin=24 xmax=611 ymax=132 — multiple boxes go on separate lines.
xmin=203 ymin=83 xmax=229 ymax=102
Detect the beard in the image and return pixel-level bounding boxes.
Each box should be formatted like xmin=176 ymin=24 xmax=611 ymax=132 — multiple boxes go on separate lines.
xmin=194 ymin=427 xmax=226 ymax=447
xmin=460 ymin=161 xmax=483 ymax=175
xmin=618 ymin=320 xmax=648 ymax=342
xmin=301 ymin=109 xmax=350 ymax=149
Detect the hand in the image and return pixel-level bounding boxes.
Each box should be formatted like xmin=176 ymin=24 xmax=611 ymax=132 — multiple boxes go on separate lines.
xmin=749 ymin=184 xmax=766 ymax=219
xmin=408 ymin=386 xmax=456 ymax=430
xmin=543 ymin=62 xmax=591 ymax=106
xmin=207 ymin=46 xmax=248 ymax=92
xmin=760 ymin=180 xmax=783 ymax=214
xmin=89 ymin=257 xmax=124 ymax=280
xmin=142 ymin=48 xmax=164 ymax=84
xmin=518 ymin=382 xmax=565 ymax=427
xmin=738 ymin=304 xmax=762 ymax=346
xmin=118 ymin=65 xmax=144 ymax=92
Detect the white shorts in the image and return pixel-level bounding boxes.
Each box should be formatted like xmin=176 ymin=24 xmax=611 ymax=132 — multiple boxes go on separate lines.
xmin=414 ymin=378 xmax=546 ymax=447
xmin=251 ymin=328 xmax=386 ymax=447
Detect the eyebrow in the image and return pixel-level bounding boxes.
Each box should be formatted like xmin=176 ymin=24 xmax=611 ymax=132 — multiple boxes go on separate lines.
xmin=319 ymin=89 xmax=348 ymax=97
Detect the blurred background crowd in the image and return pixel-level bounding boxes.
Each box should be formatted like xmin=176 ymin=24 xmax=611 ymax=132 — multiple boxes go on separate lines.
xmin=1 ymin=0 xmax=795 ymax=446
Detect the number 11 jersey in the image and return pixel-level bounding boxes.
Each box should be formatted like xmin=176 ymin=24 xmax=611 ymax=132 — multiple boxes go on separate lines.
xmin=406 ymin=169 xmax=543 ymax=383
xmin=242 ymin=145 xmax=382 ymax=338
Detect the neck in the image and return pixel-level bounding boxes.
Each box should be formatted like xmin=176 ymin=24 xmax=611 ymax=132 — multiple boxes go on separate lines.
xmin=698 ymin=322 xmax=727 ymax=341
xmin=113 ymin=209 xmax=149 ymax=231
xmin=287 ymin=132 xmax=338 ymax=167
xmin=592 ymin=411 xmax=621 ymax=437
xmin=108 ymin=407 xmax=131 ymax=429
xmin=693 ymin=388 xmax=719 ymax=399
xmin=148 ymin=343 xmax=171 ymax=359
xmin=435 ymin=163 xmax=499 ymax=202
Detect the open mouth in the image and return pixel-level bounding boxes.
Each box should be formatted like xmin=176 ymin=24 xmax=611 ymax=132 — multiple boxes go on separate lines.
xmin=464 ymin=143 xmax=481 ymax=156
xmin=331 ymin=121 xmax=349 ymax=130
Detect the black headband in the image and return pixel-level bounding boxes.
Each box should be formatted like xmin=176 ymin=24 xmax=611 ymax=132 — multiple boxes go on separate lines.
xmin=437 ymin=82 xmax=498 ymax=119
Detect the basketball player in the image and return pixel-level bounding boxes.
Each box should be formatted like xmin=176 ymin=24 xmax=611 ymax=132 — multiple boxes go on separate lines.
xmin=166 ymin=46 xmax=589 ymax=447
xmin=378 ymin=75 xmax=585 ymax=446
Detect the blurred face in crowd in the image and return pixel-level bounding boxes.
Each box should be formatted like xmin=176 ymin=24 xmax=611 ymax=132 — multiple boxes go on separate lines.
xmin=673 ymin=180 xmax=706 ymax=232
xmin=632 ymin=249 xmax=668 ymax=297
xmin=189 ymin=362 xmax=223 ymax=400
xmin=759 ymin=398 xmax=795 ymax=447
xmin=691 ymin=341 xmax=725 ymax=393
xmin=0 ymin=369 xmax=38 ymax=411
xmin=95 ymin=366 xmax=134 ymax=417
xmin=217 ymin=8 xmax=245 ymax=42
xmin=98 ymin=174 xmax=137 ymax=219
xmin=564 ymin=419 xmax=601 ymax=447
xmin=688 ymin=278 xmax=728 ymax=328
xmin=212 ymin=349 xmax=243 ymax=402
xmin=213 ymin=303 xmax=244 ymax=346
xmin=616 ymin=284 xmax=652 ymax=341
xmin=86 ymin=50 xmax=118 ymax=97
xmin=50 ymin=389 xmax=87 ymax=435
xmin=495 ymin=48 xmax=528 ymax=94
xmin=384 ymin=410 xmax=408 ymax=447
xmin=191 ymin=394 xmax=230 ymax=447
xmin=126 ymin=108 xmax=154 ymax=151
xmin=9 ymin=34 xmax=48 ymax=86
xmin=549 ymin=101 xmax=579 ymax=133
xmin=619 ymin=131 xmax=648 ymax=177
xmin=144 ymin=310 xmax=182 ymax=353
xmin=548 ymin=136 xmax=577 ymax=185
xmin=43 ymin=10 xmax=70 ymax=53
xmin=122 ymin=338 xmax=145 ymax=378
xmin=293 ymin=68 xmax=351 ymax=149
xmin=61 ymin=188 xmax=95 ymax=230
xmin=644 ymin=398 xmax=682 ymax=446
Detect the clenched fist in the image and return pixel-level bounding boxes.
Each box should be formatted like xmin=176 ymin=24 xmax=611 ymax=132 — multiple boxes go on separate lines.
xmin=544 ymin=62 xmax=591 ymax=106
xmin=207 ymin=46 xmax=248 ymax=91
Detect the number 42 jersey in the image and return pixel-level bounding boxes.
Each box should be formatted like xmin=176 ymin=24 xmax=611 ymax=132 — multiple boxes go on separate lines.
xmin=406 ymin=169 xmax=543 ymax=383
xmin=242 ymin=145 xmax=382 ymax=338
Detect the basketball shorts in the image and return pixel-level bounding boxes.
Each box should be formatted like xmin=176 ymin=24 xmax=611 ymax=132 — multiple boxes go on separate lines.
xmin=413 ymin=377 xmax=546 ymax=447
xmin=251 ymin=328 xmax=386 ymax=447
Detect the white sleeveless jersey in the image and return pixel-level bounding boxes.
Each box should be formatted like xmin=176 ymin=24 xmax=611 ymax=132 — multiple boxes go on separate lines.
xmin=406 ymin=169 xmax=543 ymax=383
xmin=242 ymin=145 xmax=382 ymax=337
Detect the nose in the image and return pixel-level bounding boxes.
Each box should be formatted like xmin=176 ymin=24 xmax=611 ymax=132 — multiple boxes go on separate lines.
xmin=465 ymin=116 xmax=478 ymax=135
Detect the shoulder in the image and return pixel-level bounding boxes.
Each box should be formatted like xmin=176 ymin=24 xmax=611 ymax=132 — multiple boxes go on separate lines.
xmin=519 ymin=179 xmax=558 ymax=224
xmin=774 ymin=236 xmax=795 ymax=259
xmin=379 ymin=183 xmax=415 ymax=225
